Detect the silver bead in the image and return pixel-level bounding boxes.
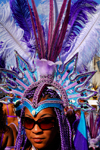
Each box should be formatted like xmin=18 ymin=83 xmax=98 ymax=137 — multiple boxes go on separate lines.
xmin=32 ymin=110 xmax=35 ymax=116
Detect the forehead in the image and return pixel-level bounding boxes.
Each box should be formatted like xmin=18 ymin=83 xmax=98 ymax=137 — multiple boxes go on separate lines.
xmin=24 ymin=107 xmax=56 ymax=118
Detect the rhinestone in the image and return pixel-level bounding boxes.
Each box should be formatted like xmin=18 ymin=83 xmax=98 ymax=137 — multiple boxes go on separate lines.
xmin=32 ymin=110 xmax=35 ymax=116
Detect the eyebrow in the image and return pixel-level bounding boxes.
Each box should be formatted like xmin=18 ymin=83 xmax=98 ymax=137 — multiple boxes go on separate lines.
xmin=25 ymin=113 xmax=55 ymax=118
xmin=25 ymin=114 xmax=32 ymax=118
xmin=40 ymin=114 xmax=54 ymax=118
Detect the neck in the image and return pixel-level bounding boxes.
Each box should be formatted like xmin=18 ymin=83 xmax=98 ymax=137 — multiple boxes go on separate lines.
xmin=32 ymin=146 xmax=60 ymax=150
xmin=32 ymin=135 xmax=61 ymax=150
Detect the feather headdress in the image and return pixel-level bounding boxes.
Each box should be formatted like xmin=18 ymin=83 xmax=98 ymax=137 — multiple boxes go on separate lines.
xmin=0 ymin=0 xmax=98 ymax=111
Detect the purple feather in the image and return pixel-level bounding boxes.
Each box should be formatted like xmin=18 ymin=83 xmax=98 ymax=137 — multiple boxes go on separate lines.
xmin=97 ymin=115 xmax=100 ymax=127
xmin=88 ymin=112 xmax=100 ymax=138
xmin=90 ymin=112 xmax=94 ymax=138
xmin=0 ymin=42 xmax=6 ymax=69
xmin=62 ymin=0 xmax=98 ymax=53
xmin=10 ymin=0 xmax=36 ymax=42
xmin=0 ymin=56 xmax=5 ymax=69
xmin=0 ymin=44 xmax=5 ymax=81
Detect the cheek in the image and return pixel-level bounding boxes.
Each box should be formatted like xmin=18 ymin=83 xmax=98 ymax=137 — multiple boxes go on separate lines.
xmin=43 ymin=127 xmax=58 ymax=146
xmin=26 ymin=128 xmax=58 ymax=149
xmin=25 ymin=129 xmax=31 ymax=140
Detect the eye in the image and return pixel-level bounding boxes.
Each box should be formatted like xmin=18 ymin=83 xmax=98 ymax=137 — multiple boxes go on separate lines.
xmin=38 ymin=117 xmax=56 ymax=130
xmin=38 ymin=117 xmax=55 ymax=124
xmin=25 ymin=117 xmax=33 ymax=123
xmin=22 ymin=117 xmax=35 ymax=130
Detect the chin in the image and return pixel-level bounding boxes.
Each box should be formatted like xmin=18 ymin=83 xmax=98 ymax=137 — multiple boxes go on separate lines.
xmin=32 ymin=141 xmax=50 ymax=150
xmin=33 ymin=143 xmax=46 ymax=149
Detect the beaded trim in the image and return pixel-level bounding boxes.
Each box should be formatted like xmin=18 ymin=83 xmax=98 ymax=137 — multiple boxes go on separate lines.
xmin=22 ymin=98 xmax=63 ymax=116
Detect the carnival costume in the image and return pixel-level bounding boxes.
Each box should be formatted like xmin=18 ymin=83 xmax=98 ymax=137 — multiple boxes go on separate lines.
xmin=0 ymin=0 xmax=100 ymax=149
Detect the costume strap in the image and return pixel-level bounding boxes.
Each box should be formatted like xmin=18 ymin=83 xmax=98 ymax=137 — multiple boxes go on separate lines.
xmin=6 ymin=105 xmax=17 ymax=118
xmin=10 ymin=123 xmax=18 ymax=132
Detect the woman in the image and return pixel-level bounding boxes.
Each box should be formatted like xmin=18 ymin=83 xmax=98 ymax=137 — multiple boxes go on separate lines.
xmin=15 ymin=87 xmax=72 ymax=150
xmin=0 ymin=102 xmax=14 ymax=150
xmin=9 ymin=101 xmax=22 ymax=145
xmin=3 ymin=97 xmax=17 ymax=126
xmin=0 ymin=0 xmax=97 ymax=149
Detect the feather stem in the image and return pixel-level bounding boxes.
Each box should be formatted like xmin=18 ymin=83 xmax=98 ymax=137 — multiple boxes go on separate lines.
xmin=47 ymin=0 xmax=54 ymax=59
xmin=27 ymin=0 xmax=40 ymax=58
xmin=49 ymin=0 xmax=68 ymax=60
xmin=52 ymin=0 xmax=71 ymax=61
xmin=53 ymin=0 xmax=58 ymax=23
xmin=31 ymin=0 xmax=46 ymax=58
xmin=0 ymin=22 xmax=30 ymax=58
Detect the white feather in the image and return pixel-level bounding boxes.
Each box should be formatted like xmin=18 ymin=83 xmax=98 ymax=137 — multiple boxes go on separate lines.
xmin=0 ymin=2 xmax=31 ymax=67
xmin=64 ymin=5 xmax=100 ymax=72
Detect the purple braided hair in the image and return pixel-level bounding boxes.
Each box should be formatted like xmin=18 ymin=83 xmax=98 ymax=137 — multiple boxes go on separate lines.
xmin=54 ymin=108 xmax=72 ymax=150
xmin=26 ymin=86 xmax=61 ymax=100
xmin=14 ymin=108 xmax=27 ymax=150
xmin=22 ymin=133 xmax=27 ymax=150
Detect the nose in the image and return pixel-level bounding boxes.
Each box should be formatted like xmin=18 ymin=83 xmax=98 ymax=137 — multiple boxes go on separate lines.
xmin=31 ymin=124 xmax=43 ymax=133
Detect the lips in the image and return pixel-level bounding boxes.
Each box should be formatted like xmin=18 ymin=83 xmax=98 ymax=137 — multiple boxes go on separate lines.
xmin=32 ymin=138 xmax=44 ymax=143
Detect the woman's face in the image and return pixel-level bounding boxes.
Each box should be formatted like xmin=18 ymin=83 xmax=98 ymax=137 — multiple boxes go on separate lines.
xmin=24 ymin=107 xmax=58 ymax=150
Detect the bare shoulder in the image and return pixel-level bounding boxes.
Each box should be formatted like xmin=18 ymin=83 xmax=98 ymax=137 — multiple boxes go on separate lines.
xmin=3 ymin=104 xmax=7 ymax=112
